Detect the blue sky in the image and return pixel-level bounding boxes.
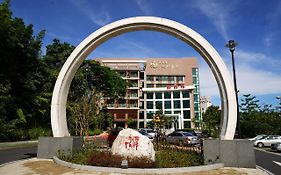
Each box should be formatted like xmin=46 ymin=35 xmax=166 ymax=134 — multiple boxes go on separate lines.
xmin=7 ymin=0 xmax=281 ymax=107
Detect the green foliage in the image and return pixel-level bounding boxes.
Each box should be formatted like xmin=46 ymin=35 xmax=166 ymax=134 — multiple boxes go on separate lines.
xmin=58 ymin=145 xmax=203 ymax=168
xmin=202 ymin=105 xmax=220 ymax=138
xmin=240 ymin=94 xmax=281 ymax=138
xmin=27 ymin=127 xmax=52 ymax=140
xmin=156 ymin=149 xmax=203 ymax=168
xmin=87 ymin=128 xmax=103 ymax=136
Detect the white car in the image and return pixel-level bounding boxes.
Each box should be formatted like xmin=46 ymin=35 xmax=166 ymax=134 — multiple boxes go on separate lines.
xmin=254 ymin=135 xmax=281 ymax=148
xmin=249 ymin=134 xmax=267 ymax=141
xmin=138 ymin=128 xmax=156 ymax=138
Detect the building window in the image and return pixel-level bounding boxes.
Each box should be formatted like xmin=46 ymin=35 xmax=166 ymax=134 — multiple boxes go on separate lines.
xmin=184 ymin=121 xmax=191 ymax=128
xmin=147 ymin=101 xmax=153 ymax=109
xmin=176 ymin=76 xmax=184 ymax=82
xmin=183 ymin=110 xmax=190 ymax=119
xmin=164 ymin=92 xmax=171 ymax=99
xmin=192 ymin=68 xmax=197 ymax=75
xmin=164 ymin=111 xmax=172 ymax=114
xmin=147 ymin=75 xmax=153 ymax=81
xmin=147 ymin=84 xmax=154 ymax=88
xmin=164 ymin=101 xmax=171 ymax=109
xmin=156 ymin=101 xmax=162 ymax=109
xmin=155 ymin=76 xmax=161 ymax=81
xmin=183 ymin=100 xmax=190 ymax=108
xmin=162 ymin=76 xmax=168 ymax=81
xmin=147 ymin=111 xmax=154 ymax=119
xmin=147 ymin=92 xmax=153 ymax=99
xmin=182 ymin=90 xmax=189 ymax=98
xmin=118 ymin=71 xmax=126 ymax=78
xmin=156 ymin=92 xmax=162 ymax=99
xmin=174 ymin=110 xmax=181 ymax=115
xmin=139 ymin=111 xmax=144 ymax=119
xmin=174 ymin=100 xmax=181 ymax=109
xmin=173 ymin=91 xmax=180 ymax=98
xmin=130 ymin=71 xmax=138 ymax=78
xmin=119 ymin=99 xmax=126 ymax=107
xmin=168 ymin=76 xmax=174 ymax=82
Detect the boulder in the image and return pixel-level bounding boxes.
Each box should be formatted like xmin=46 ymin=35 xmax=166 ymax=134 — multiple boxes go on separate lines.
xmin=111 ymin=128 xmax=155 ymax=161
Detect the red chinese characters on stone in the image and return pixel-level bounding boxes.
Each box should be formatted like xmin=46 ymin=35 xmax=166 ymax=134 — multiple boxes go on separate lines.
xmin=124 ymin=135 xmax=140 ymax=150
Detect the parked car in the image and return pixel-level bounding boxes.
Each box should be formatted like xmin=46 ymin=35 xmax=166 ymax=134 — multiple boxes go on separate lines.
xmin=249 ymin=134 xmax=267 ymax=141
xmin=139 ymin=130 xmax=154 ymax=140
xmin=271 ymin=142 xmax=281 ymax=152
xmin=138 ymin=128 xmax=156 ymax=138
xmin=254 ymin=135 xmax=281 ymax=148
xmin=164 ymin=131 xmax=199 ymax=146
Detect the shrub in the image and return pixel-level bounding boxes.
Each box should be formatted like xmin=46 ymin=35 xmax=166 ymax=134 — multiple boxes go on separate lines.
xmin=28 ymin=127 xmax=52 ymax=140
xmin=156 ymin=149 xmax=203 ymax=168
xmin=88 ymin=151 xmax=123 ymax=168
xmin=88 ymin=128 xmax=103 ymax=136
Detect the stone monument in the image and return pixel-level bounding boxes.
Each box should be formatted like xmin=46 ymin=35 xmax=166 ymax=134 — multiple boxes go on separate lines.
xmin=111 ymin=128 xmax=155 ymax=161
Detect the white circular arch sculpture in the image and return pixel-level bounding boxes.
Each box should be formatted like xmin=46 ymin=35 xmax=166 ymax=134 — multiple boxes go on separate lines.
xmin=51 ymin=16 xmax=237 ymax=140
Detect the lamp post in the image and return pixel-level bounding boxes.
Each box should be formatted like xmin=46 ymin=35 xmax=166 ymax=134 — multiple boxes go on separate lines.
xmin=226 ymin=40 xmax=241 ymax=138
xmin=277 ymin=96 xmax=281 ymax=114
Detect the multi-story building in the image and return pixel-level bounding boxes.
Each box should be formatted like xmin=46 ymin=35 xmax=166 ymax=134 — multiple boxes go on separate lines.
xmin=200 ymin=96 xmax=212 ymax=114
xmin=96 ymin=58 xmax=201 ymax=130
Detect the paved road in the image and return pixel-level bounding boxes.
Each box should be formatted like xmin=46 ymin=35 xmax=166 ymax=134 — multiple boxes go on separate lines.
xmin=0 ymin=147 xmax=37 ymax=165
xmin=0 ymin=146 xmax=280 ymax=174
xmin=255 ymin=149 xmax=281 ymax=174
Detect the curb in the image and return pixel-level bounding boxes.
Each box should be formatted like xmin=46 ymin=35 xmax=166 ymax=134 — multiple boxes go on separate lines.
xmin=0 ymin=140 xmax=38 ymax=149
xmin=254 ymin=148 xmax=281 ymax=157
xmin=256 ymin=165 xmax=274 ymax=175
xmin=53 ymin=156 xmax=224 ymax=174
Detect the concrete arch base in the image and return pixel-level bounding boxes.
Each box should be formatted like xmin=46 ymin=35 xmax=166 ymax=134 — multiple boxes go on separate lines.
xmin=38 ymin=16 xmax=255 ymax=168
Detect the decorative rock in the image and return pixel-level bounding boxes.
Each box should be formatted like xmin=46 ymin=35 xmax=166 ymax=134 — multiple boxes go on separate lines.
xmin=111 ymin=128 xmax=155 ymax=161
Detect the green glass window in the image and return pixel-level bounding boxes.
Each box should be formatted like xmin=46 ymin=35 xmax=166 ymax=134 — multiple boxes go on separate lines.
xmin=147 ymin=92 xmax=153 ymax=99
xmin=184 ymin=121 xmax=191 ymax=128
xmin=164 ymin=111 xmax=172 ymax=114
xmin=156 ymin=92 xmax=162 ymax=99
xmin=183 ymin=100 xmax=190 ymax=108
xmin=156 ymin=101 xmax=162 ymax=109
xmin=174 ymin=100 xmax=181 ymax=109
xmin=147 ymin=75 xmax=154 ymax=81
xmin=147 ymin=111 xmax=154 ymax=119
xmin=173 ymin=91 xmax=180 ymax=98
xmin=147 ymin=101 xmax=153 ymax=109
xmin=183 ymin=110 xmax=190 ymax=119
xmin=164 ymin=101 xmax=171 ymax=109
xmin=164 ymin=92 xmax=171 ymax=99
xmin=182 ymin=90 xmax=189 ymax=98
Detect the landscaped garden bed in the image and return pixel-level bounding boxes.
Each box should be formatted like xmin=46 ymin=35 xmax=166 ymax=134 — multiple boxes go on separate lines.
xmin=57 ymin=142 xmax=204 ymax=168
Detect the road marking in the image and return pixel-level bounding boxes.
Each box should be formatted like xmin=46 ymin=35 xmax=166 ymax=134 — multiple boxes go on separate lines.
xmin=273 ymin=161 xmax=281 ymax=166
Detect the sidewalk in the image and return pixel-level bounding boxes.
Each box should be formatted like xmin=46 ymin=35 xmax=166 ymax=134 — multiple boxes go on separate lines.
xmin=0 ymin=158 xmax=268 ymax=175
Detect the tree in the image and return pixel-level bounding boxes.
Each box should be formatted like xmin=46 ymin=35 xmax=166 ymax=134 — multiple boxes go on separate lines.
xmin=239 ymin=94 xmax=281 ymax=138
xmin=42 ymin=39 xmax=127 ymax=136
xmin=202 ymin=105 xmax=220 ymax=138
xmin=0 ymin=0 xmax=46 ymax=140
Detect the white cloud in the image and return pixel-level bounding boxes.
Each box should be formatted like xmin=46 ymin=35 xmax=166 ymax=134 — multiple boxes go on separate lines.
xmin=190 ymin=0 xmax=235 ymax=40
xmin=70 ymin=0 xmax=111 ymax=26
xmin=264 ymin=1 xmax=281 ymax=47
xmin=45 ymin=32 xmax=80 ymax=42
xmin=236 ymin=64 xmax=281 ymax=95
xmin=235 ymin=50 xmax=281 ymax=71
xmin=199 ymin=50 xmax=281 ymax=98
xmin=135 ymin=0 xmax=152 ymax=15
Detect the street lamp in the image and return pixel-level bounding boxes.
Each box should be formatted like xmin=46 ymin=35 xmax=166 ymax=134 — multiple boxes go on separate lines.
xmin=276 ymin=96 xmax=281 ymax=114
xmin=226 ymin=40 xmax=241 ymax=138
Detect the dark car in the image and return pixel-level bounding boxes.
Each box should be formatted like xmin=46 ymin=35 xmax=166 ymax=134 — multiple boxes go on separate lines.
xmin=271 ymin=142 xmax=281 ymax=152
